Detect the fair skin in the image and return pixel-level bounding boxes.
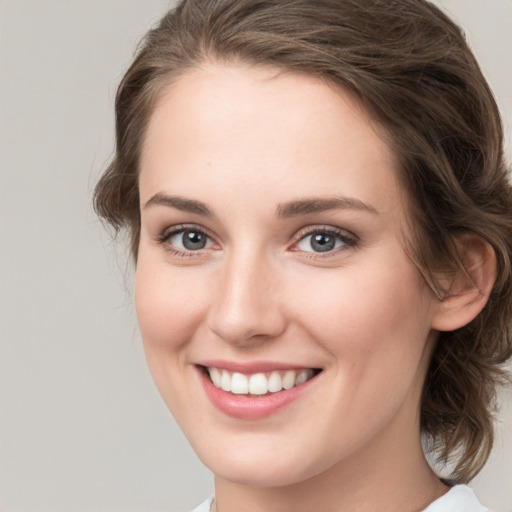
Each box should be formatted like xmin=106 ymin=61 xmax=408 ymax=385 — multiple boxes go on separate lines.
xmin=136 ymin=63 xmax=453 ymax=512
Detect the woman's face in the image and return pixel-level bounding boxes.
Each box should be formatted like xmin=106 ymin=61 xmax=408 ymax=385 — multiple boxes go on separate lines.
xmin=136 ymin=63 xmax=439 ymax=487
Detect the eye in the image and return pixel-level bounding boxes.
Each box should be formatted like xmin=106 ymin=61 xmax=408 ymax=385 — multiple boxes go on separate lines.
xmin=169 ymin=230 xmax=212 ymax=251
xmin=171 ymin=229 xmax=210 ymax=250
xmin=158 ymin=226 xmax=214 ymax=253
xmin=295 ymin=228 xmax=355 ymax=254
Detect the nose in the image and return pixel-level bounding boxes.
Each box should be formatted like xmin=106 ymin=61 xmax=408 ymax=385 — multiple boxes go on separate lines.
xmin=207 ymin=250 xmax=287 ymax=346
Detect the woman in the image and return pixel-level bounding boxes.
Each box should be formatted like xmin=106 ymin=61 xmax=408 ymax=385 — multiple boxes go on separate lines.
xmin=94 ymin=0 xmax=512 ymax=510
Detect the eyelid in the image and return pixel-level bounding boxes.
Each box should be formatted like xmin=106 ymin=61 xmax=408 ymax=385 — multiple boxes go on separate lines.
xmin=155 ymin=223 xmax=218 ymax=255
xmin=153 ymin=223 xmax=357 ymax=258
xmin=290 ymin=225 xmax=358 ymax=255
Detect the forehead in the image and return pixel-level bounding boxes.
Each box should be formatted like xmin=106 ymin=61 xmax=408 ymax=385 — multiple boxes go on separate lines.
xmin=139 ymin=62 xmax=406 ymax=221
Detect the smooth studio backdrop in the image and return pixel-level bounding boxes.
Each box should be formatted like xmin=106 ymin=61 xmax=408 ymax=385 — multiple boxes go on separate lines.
xmin=1 ymin=1 xmax=511 ymax=511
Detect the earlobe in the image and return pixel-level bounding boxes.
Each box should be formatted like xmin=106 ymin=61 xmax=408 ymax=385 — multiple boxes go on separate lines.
xmin=431 ymin=236 xmax=497 ymax=332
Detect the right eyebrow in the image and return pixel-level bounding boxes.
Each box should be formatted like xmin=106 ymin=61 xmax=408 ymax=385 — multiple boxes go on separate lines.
xmin=142 ymin=193 xmax=215 ymax=218
xmin=275 ymin=196 xmax=379 ymax=218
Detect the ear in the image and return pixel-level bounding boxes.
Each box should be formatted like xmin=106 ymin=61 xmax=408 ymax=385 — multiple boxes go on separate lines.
xmin=431 ymin=235 xmax=497 ymax=332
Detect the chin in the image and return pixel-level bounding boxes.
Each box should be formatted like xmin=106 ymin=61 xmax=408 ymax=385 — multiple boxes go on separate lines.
xmin=192 ymin=436 xmax=332 ymax=489
xmin=209 ymin=459 xmax=313 ymax=488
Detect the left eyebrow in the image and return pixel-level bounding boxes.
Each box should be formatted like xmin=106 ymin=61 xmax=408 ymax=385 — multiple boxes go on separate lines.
xmin=142 ymin=193 xmax=215 ymax=218
xmin=276 ymin=197 xmax=379 ymax=218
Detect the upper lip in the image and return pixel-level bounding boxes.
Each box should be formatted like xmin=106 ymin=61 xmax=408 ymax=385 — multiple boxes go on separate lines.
xmin=197 ymin=359 xmax=320 ymax=374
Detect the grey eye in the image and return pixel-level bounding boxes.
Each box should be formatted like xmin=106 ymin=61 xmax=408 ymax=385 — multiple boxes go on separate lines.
xmin=310 ymin=233 xmax=335 ymax=252
xmin=170 ymin=230 xmax=210 ymax=251
xmin=297 ymin=231 xmax=346 ymax=253
xmin=183 ymin=231 xmax=206 ymax=250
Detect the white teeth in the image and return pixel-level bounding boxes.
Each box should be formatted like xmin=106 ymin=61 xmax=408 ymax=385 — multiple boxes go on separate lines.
xmin=207 ymin=367 xmax=316 ymax=395
xmin=295 ymin=370 xmax=309 ymax=385
xmin=267 ymin=371 xmax=283 ymax=392
xmin=282 ymin=370 xmax=295 ymax=390
xmin=210 ymin=367 xmax=221 ymax=388
xmin=231 ymin=372 xmax=249 ymax=394
xmin=221 ymin=370 xmax=231 ymax=392
xmin=249 ymin=373 xmax=268 ymax=395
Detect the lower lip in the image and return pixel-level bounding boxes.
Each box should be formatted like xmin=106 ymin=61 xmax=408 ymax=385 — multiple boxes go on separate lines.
xmin=198 ymin=367 xmax=318 ymax=420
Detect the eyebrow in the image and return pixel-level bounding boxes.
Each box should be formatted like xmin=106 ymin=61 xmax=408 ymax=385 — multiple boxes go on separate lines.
xmin=143 ymin=193 xmax=215 ymax=217
xmin=275 ymin=197 xmax=378 ymax=217
xmin=143 ymin=193 xmax=378 ymax=218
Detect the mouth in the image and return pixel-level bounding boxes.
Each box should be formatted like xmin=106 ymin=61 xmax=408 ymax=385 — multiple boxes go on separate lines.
xmin=197 ymin=362 xmax=323 ymax=419
xmin=200 ymin=365 xmax=322 ymax=396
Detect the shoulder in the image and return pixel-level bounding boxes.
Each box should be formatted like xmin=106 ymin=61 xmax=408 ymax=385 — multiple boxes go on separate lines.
xmin=189 ymin=497 xmax=214 ymax=512
xmin=422 ymin=485 xmax=492 ymax=512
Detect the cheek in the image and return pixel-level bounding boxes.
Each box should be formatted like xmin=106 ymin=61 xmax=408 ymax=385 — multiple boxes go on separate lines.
xmin=290 ymin=255 xmax=433 ymax=364
xmin=289 ymin=261 xmax=434 ymax=442
xmin=135 ymin=261 xmax=207 ymax=351
xmin=134 ymin=260 xmax=212 ymax=415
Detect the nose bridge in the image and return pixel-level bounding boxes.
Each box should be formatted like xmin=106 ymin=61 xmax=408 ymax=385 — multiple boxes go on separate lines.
xmin=207 ymin=245 xmax=285 ymax=344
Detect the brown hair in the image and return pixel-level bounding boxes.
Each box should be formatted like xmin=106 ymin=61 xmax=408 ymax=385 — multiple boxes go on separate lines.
xmin=94 ymin=0 xmax=512 ymax=482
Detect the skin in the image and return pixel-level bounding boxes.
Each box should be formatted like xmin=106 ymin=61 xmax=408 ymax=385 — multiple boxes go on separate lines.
xmin=136 ymin=63 xmax=451 ymax=511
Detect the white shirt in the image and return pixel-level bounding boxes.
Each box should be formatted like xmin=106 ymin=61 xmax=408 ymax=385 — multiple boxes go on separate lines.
xmin=422 ymin=484 xmax=491 ymax=512
xmin=189 ymin=485 xmax=491 ymax=512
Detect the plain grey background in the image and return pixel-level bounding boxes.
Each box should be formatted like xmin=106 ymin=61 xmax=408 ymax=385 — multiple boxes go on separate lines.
xmin=0 ymin=1 xmax=511 ymax=511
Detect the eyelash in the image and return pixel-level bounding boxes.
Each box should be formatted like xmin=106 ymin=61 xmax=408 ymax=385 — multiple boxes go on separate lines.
xmin=155 ymin=224 xmax=358 ymax=259
xmin=292 ymin=226 xmax=358 ymax=258
xmin=155 ymin=224 xmax=215 ymax=258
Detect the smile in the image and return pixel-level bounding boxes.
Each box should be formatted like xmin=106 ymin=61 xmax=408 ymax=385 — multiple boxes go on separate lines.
xmin=197 ymin=362 xmax=322 ymax=419
xmin=207 ymin=367 xmax=318 ymax=395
